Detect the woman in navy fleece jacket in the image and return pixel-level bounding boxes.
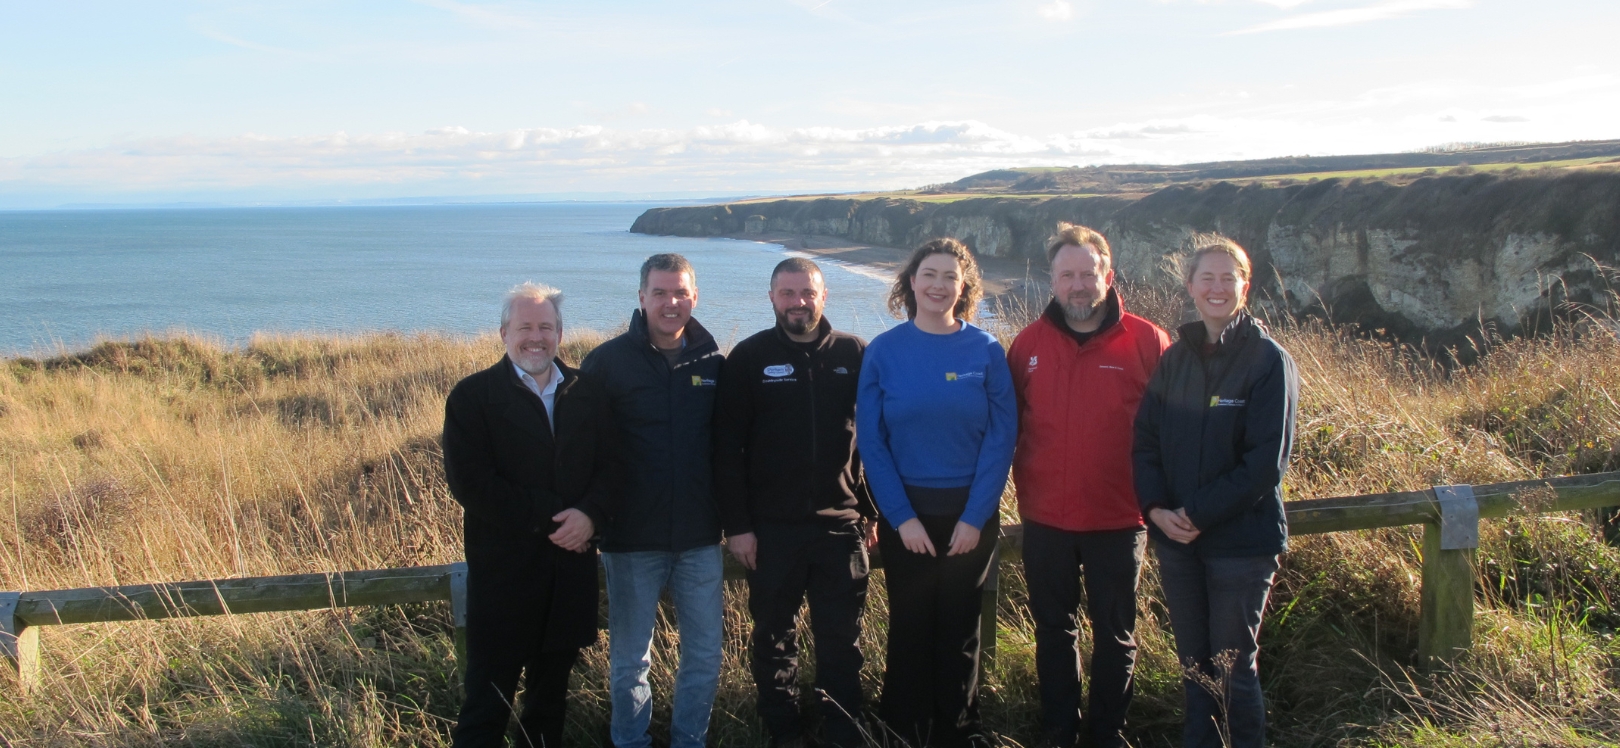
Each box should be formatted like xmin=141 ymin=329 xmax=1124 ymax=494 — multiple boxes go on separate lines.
xmin=857 ymin=238 xmax=1016 ymax=747
xmin=1132 ymin=235 xmax=1299 ymax=748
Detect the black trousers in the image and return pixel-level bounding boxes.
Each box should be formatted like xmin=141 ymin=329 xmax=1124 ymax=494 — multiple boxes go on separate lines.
xmin=878 ymin=513 xmax=1000 ymax=748
xmin=748 ymin=517 xmax=871 ymax=747
xmin=453 ymin=564 xmax=581 ymax=748
xmin=1023 ymin=522 xmax=1146 ymax=748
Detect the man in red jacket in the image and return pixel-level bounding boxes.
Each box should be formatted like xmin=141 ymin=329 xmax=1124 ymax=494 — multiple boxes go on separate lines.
xmin=1008 ymin=223 xmax=1171 ymax=748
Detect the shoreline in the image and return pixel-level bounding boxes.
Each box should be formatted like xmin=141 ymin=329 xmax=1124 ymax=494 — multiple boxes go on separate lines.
xmin=736 ymin=232 xmax=1045 ymax=300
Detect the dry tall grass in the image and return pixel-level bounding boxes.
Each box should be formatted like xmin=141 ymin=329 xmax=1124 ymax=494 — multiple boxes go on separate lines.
xmin=1 ymin=294 xmax=1618 ymax=746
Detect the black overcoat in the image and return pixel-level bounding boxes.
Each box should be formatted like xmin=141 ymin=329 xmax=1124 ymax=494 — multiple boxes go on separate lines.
xmin=443 ymin=356 xmax=619 ymax=651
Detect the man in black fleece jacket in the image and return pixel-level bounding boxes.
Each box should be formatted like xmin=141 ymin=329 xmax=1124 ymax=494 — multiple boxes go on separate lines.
xmin=715 ymin=258 xmax=875 ymax=748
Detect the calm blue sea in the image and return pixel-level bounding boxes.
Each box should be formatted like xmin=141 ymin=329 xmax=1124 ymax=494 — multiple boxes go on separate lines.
xmin=0 ymin=203 xmax=897 ymax=357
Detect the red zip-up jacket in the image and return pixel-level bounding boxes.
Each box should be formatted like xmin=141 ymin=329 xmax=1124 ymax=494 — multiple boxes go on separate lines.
xmin=1008 ymin=292 xmax=1171 ymax=532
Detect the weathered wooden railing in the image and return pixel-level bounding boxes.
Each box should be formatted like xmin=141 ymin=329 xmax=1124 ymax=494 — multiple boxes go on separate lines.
xmin=2 ymin=472 xmax=1617 ymax=693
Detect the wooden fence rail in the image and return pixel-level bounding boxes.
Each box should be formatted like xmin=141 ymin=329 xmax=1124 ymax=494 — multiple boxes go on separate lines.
xmin=2 ymin=473 xmax=1617 ymax=693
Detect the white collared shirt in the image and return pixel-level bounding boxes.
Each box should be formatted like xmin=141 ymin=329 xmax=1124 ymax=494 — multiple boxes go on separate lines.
xmin=513 ymin=359 xmax=564 ymax=430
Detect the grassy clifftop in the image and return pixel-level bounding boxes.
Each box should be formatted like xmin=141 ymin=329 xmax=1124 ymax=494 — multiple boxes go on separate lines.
xmin=2 ymin=295 xmax=1619 ymax=745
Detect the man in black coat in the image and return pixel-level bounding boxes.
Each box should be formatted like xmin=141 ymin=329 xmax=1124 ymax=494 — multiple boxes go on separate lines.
xmin=715 ymin=257 xmax=875 ymax=748
xmin=444 ymin=282 xmax=619 ymax=748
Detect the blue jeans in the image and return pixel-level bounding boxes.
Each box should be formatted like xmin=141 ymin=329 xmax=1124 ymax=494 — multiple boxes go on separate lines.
xmin=1154 ymin=545 xmax=1279 ymax=748
xmin=603 ymin=545 xmax=724 ymax=748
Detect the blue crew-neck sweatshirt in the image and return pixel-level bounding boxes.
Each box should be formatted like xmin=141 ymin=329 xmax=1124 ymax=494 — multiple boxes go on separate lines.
xmin=856 ymin=320 xmax=1017 ymax=530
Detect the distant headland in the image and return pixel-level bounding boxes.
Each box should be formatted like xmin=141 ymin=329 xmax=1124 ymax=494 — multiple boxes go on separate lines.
xmin=631 ymin=140 xmax=1620 ymax=346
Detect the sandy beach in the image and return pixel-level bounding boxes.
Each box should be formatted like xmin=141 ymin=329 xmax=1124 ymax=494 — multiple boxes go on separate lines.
xmin=740 ymin=232 xmax=1046 ymax=299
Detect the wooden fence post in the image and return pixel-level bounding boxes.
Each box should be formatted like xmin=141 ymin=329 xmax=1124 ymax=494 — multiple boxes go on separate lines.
xmin=449 ymin=563 xmax=469 ymax=671
xmin=0 ymin=592 xmax=39 ymax=693
xmin=979 ymin=538 xmax=1002 ymax=669
xmin=1418 ymin=485 xmax=1478 ymax=668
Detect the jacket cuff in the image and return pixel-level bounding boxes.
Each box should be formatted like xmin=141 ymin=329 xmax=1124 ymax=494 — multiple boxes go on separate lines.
xmin=575 ymin=500 xmax=609 ymax=532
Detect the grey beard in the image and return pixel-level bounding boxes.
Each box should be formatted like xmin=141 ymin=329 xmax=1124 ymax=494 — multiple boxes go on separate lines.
xmin=1061 ymin=296 xmax=1103 ymax=325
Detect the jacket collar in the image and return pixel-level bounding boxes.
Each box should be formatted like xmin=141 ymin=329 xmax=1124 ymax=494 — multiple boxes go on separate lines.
xmin=628 ymin=308 xmax=719 ymax=362
xmin=1041 ymin=287 xmax=1123 ymax=346
xmin=496 ymin=354 xmax=572 ymax=444
xmin=1177 ymin=309 xmax=1258 ymax=351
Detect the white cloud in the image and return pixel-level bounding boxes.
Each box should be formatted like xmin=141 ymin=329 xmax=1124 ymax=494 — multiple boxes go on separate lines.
xmin=0 ymin=120 xmax=1102 ymax=197
xmin=1229 ymin=0 xmax=1471 ymax=34
xmin=1037 ymin=1 xmax=1075 ymax=21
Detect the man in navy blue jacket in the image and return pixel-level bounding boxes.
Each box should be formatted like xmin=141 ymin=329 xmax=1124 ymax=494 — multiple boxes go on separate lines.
xmin=581 ymin=253 xmax=726 ymax=748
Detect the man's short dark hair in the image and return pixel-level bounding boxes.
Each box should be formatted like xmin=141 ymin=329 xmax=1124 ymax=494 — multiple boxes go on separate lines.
xmin=770 ymin=257 xmax=823 ymax=286
xmin=640 ymin=253 xmax=696 ymax=290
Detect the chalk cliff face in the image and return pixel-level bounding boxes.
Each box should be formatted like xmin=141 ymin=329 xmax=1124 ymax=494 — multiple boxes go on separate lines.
xmin=631 ymin=172 xmax=1620 ymax=342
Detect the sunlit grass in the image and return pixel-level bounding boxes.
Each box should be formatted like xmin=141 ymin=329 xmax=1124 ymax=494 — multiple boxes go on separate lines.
xmin=1 ymin=292 xmax=1618 ymax=745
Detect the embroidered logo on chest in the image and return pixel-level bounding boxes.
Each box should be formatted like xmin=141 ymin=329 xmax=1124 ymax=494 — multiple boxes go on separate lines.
xmin=763 ymin=364 xmax=794 ymax=378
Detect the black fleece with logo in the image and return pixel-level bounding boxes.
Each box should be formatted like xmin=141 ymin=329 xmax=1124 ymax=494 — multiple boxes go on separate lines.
xmin=714 ymin=317 xmax=874 ymax=537
xmin=1131 ymin=312 xmax=1300 ymax=557
xmin=581 ymin=309 xmax=725 ymax=553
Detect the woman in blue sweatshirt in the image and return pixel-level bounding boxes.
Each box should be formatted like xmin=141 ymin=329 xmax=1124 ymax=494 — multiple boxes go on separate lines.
xmin=857 ymin=237 xmax=1017 ymax=747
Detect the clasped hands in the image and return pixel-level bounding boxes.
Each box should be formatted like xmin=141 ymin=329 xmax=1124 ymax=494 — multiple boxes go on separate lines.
xmin=548 ymin=508 xmax=594 ymax=552
xmin=1148 ymin=507 xmax=1200 ymax=543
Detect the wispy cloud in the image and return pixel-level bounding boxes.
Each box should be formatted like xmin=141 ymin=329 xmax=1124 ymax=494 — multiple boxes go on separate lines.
xmin=0 ymin=121 xmax=1113 ymax=197
xmin=1229 ymin=0 xmax=1471 ymax=34
xmin=189 ymin=23 xmax=324 ymax=60
xmin=1037 ymin=1 xmax=1076 ymax=21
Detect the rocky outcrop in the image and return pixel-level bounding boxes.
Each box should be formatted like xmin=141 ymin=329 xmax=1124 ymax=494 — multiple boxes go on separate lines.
xmin=631 ymin=172 xmax=1620 ymax=343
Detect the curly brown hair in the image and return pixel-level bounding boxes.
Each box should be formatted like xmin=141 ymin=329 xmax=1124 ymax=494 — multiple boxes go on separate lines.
xmin=886 ymin=237 xmax=984 ymax=321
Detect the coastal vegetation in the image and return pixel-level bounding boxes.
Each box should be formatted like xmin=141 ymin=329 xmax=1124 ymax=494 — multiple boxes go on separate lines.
xmin=1 ymin=282 xmax=1618 ymax=746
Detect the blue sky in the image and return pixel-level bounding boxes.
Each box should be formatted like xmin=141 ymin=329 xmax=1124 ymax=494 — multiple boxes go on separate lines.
xmin=2 ymin=0 xmax=1616 ymax=206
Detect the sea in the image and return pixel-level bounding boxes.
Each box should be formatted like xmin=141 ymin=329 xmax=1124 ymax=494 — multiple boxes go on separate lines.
xmin=0 ymin=203 xmax=899 ymax=358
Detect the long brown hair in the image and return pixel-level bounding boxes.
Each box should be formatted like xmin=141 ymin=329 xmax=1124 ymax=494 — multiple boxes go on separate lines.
xmin=886 ymin=238 xmax=984 ymax=321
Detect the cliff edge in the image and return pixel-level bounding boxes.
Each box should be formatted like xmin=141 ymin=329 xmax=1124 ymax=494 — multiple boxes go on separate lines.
xmin=631 ymin=171 xmax=1620 ymax=343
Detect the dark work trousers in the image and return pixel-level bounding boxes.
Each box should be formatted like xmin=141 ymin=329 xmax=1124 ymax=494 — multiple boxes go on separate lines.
xmin=877 ymin=513 xmax=1000 ymax=748
xmin=748 ymin=517 xmax=871 ymax=748
xmin=1153 ymin=544 xmax=1280 ymax=748
xmin=453 ymin=562 xmax=581 ymax=748
xmin=1022 ymin=522 xmax=1147 ymax=748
